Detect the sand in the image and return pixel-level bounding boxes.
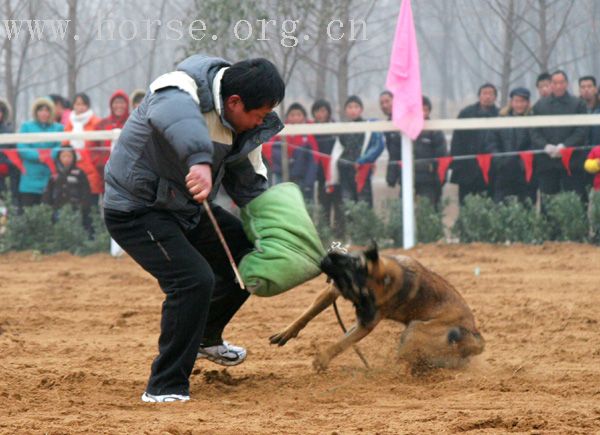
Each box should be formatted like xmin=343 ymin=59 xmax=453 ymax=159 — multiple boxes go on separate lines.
xmin=1 ymin=243 xmax=600 ymax=434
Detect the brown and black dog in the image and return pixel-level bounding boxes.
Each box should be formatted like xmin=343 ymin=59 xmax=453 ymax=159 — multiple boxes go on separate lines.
xmin=270 ymin=244 xmax=485 ymax=372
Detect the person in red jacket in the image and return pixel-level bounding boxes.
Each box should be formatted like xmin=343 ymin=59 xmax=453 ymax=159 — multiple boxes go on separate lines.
xmin=95 ymin=90 xmax=131 ymax=195
xmin=63 ymin=93 xmax=102 ymax=203
xmin=584 ymin=146 xmax=600 ymax=191
xmin=262 ymin=103 xmax=318 ymax=201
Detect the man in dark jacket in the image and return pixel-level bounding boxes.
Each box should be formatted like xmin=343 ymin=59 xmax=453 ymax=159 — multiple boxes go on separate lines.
xmin=489 ymin=87 xmax=535 ymax=204
xmin=380 ymin=91 xmax=403 ymax=189
xmin=103 ymin=55 xmax=285 ymax=403
xmin=530 ymin=70 xmax=588 ymax=203
xmin=311 ymin=99 xmax=343 ymax=237
xmin=414 ymin=96 xmax=447 ymax=209
xmin=450 ymin=83 xmax=499 ymax=204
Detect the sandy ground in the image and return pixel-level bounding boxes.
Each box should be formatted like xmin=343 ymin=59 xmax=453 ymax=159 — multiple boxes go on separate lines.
xmin=1 ymin=243 xmax=600 ymax=434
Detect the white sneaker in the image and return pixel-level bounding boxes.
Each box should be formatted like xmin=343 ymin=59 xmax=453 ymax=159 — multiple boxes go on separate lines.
xmin=197 ymin=341 xmax=247 ymax=366
xmin=141 ymin=392 xmax=190 ymax=403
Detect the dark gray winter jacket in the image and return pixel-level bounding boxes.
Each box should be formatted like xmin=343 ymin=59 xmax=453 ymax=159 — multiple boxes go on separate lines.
xmin=450 ymin=102 xmax=498 ymax=185
xmin=530 ymin=93 xmax=587 ymax=173
xmin=104 ymin=55 xmax=284 ymax=229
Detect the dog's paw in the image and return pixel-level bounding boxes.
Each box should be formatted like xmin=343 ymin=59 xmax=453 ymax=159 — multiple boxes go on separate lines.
xmin=312 ymin=352 xmax=329 ymax=372
xmin=269 ymin=329 xmax=296 ymax=346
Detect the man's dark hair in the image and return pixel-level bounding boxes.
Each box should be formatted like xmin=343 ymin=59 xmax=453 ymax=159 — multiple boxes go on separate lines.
xmin=422 ymin=95 xmax=432 ymax=111
xmin=478 ymin=83 xmax=497 ymax=96
xmin=551 ymin=70 xmax=569 ymax=82
xmin=380 ymin=90 xmax=393 ymax=98
xmin=73 ymin=92 xmax=91 ymax=107
xmin=286 ymin=102 xmax=307 ymax=118
xmin=311 ymin=99 xmax=332 ymax=118
xmin=49 ymin=94 xmax=71 ymax=109
xmin=344 ymin=95 xmax=363 ymax=108
xmin=536 ymin=72 xmax=551 ymax=85
xmin=221 ymin=58 xmax=285 ymax=111
xmin=579 ymin=75 xmax=597 ymax=87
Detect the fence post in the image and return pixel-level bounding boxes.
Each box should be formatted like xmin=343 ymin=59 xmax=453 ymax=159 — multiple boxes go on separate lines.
xmin=401 ymin=133 xmax=416 ymax=249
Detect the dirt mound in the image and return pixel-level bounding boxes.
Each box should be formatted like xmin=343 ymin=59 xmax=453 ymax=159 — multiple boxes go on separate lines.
xmin=1 ymin=243 xmax=599 ymax=434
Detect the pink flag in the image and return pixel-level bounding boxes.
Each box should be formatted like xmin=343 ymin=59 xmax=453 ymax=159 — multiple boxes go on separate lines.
xmin=385 ymin=0 xmax=423 ymax=140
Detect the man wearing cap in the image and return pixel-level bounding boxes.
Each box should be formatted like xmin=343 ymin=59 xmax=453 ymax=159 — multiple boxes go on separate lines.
xmin=489 ymin=87 xmax=535 ymax=204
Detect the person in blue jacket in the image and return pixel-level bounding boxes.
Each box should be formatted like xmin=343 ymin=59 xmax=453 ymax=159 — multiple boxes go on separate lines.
xmin=17 ymin=97 xmax=63 ymax=211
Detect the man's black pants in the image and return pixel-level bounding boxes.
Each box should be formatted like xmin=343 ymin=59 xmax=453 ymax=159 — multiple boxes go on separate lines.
xmin=104 ymin=205 xmax=252 ymax=396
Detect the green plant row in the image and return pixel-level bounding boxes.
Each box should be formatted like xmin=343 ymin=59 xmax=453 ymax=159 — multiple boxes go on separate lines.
xmin=0 ymin=204 xmax=110 ymax=255
xmin=314 ymin=191 xmax=600 ymax=247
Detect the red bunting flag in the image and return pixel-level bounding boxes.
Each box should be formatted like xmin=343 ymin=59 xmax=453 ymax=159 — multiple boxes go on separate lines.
xmin=38 ymin=149 xmax=56 ymax=176
xmin=319 ymin=154 xmax=332 ymax=183
xmin=437 ymin=156 xmax=453 ymax=184
xmin=560 ymin=147 xmax=574 ymax=176
xmin=1 ymin=149 xmax=25 ymax=174
xmin=355 ymin=163 xmax=374 ymax=193
xmin=476 ymin=154 xmax=493 ymax=185
xmin=519 ymin=151 xmax=534 ymax=183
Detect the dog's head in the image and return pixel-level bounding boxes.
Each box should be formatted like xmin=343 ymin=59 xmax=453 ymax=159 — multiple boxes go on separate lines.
xmin=320 ymin=242 xmax=380 ymax=325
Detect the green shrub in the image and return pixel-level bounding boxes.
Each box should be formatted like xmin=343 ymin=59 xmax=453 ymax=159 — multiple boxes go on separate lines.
xmin=543 ymin=192 xmax=588 ymax=242
xmin=452 ymin=194 xmax=502 ymax=243
xmin=496 ymin=197 xmax=548 ymax=244
xmin=344 ymin=200 xmax=386 ymax=246
xmin=382 ymin=197 xmax=445 ymax=247
xmin=416 ymin=197 xmax=445 ymax=243
xmin=383 ymin=198 xmax=403 ymax=247
xmin=50 ymin=207 xmax=90 ymax=253
xmin=80 ymin=211 xmax=111 ymax=255
xmin=1 ymin=204 xmax=56 ymax=252
xmin=452 ymin=194 xmax=550 ymax=244
xmin=0 ymin=204 xmax=110 ymax=255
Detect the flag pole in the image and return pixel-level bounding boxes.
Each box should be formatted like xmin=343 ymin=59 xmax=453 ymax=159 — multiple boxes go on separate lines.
xmin=401 ymin=134 xmax=416 ymax=249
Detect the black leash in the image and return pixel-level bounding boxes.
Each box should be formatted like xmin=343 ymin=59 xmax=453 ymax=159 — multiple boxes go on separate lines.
xmin=331 ymin=286 xmax=371 ymax=369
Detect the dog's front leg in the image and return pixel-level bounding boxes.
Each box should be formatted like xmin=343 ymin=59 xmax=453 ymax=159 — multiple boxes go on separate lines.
xmin=313 ymin=316 xmax=381 ymax=372
xmin=270 ymin=285 xmax=339 ymax=346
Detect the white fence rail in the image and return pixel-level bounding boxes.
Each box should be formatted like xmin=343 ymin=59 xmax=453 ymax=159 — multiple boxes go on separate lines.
xmin=0 ymin=114 xmax=599 ymax=145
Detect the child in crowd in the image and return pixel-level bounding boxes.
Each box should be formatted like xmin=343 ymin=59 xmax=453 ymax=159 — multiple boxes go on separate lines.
xmin=44 ymin=146 xmax=93 ymax=234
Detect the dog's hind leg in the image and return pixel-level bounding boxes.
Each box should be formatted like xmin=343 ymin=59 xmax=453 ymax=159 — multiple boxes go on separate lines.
xmin=397 ymin=320 xmax=482 ymax=372
xmin=313 ymin=315 xmax=381 ymax=372
xmin=270 ymin=285 xmax=339 ymax=346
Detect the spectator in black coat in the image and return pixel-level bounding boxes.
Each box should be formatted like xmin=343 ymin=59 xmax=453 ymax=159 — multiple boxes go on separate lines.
xmin=489 ymin=87 xmax=535 ymax=204
xmin=414 ymin=96 xmax=447 ymax=209
xmin=311 ymin=99 xmax=343 ymax=237
xmin=530 ymin=70 xmax=588 ymax=203
xmin=380 ymin=91 xmax=403 ymax=188
xmin=450 ymin=83 xmax=499 ymax=204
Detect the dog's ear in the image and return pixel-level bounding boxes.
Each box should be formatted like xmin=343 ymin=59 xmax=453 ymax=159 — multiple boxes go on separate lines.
xmin=364 ymin=240 xmax=379 ymax=263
